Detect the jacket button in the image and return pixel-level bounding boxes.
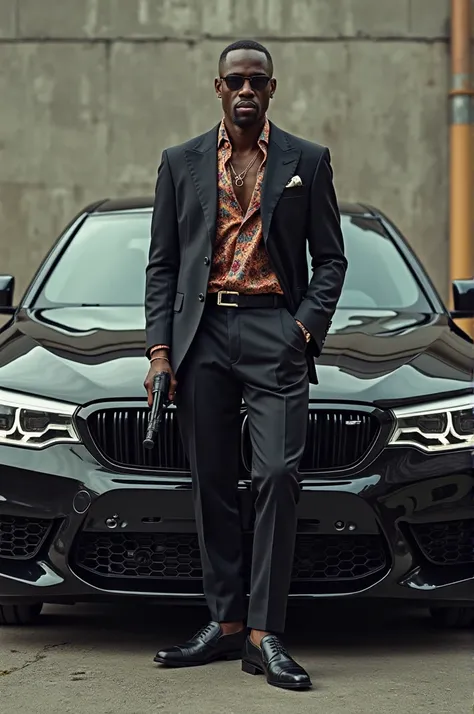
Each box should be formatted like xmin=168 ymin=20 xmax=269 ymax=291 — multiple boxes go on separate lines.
xmin=198 ymin=293 xmax=205 ymax=302
xmin=204 ymin=257 xmax=210 ymax=266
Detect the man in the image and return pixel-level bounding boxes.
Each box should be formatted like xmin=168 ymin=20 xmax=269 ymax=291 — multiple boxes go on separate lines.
xmin=144 ymin=39 xmax=347 ymax=690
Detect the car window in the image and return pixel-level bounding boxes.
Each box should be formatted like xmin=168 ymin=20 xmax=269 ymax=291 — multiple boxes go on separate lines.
xmin=318 ymin=215 xmax=430 ymax=311
xmin=37 ymin=214 xmax=151 ymax=307
xmin=34 ymin=212 xmax=431 ymax=311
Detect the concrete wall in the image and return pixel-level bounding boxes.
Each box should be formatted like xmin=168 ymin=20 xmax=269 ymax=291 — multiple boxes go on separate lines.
xmin=0 ymin=0 xmax=465 ymax=301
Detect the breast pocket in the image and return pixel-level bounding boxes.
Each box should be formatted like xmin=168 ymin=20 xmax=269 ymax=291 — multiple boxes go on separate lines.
xmin=275 ymin=188 xmax=308 ymax=238
xmin=280 ymin=186 xmax=307 ymax=200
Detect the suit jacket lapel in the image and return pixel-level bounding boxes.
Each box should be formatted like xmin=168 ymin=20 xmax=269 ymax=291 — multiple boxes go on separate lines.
xmin=183 ymin=122 xmax=300 ymax=245
xmin=261 ymin=123 xmax=301 ymax=242
xmin=184 ymin=125 xmax=219 ymax=244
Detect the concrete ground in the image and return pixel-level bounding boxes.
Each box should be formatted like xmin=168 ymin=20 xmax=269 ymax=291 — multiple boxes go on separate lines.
xmin=0 ymin=601 xmax=472 ymax=714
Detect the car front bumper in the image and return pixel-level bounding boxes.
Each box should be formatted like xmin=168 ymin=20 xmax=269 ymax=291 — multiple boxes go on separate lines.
xmin=0 ymin=441 xmax=473 ymax=606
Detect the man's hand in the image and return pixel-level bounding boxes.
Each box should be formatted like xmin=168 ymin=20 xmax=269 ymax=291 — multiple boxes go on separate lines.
xmin=144 ymin=353 xmax=177 ymax=407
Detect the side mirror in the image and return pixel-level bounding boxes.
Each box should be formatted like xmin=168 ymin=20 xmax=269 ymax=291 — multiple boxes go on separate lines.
xmin=0 ymin=275 xmax=15 ymax=314
xmin=451 ymin=278 xmax=474 ymax=318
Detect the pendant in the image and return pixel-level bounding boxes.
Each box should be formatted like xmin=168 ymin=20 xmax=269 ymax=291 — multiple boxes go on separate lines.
xmin=234 ymin=177 xmax=244 ymax=187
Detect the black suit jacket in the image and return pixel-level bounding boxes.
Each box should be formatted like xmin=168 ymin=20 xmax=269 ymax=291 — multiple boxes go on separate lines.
xmin=145 ymin=121 xmax=347 ymax=385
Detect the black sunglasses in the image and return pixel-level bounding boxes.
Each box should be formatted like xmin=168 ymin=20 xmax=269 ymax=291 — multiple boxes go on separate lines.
xmin=221 ymin=74 xmax=272 ymax=92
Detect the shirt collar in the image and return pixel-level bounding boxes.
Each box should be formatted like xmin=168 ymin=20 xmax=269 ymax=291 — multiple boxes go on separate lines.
xmin=218 ymin=117 xmax=270 ymax=149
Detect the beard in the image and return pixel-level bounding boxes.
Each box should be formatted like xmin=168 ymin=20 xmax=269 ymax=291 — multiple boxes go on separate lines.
xmin=232 ymin=103 xmax=260 ymax=128
xmin=233 ymin=114 xmax=257 ymax=128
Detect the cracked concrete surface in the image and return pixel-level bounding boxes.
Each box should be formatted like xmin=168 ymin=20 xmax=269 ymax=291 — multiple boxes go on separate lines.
xmin=0 ymin=642 xmax=69 ymax=676
xmin=0 ymin=602 xmax=471 ymax=714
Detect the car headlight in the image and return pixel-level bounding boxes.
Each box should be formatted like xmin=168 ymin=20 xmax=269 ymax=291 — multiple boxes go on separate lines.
xmin=0 ymin=389 xmax=80 ymax=448
xmin=389 ymin=395 xmax=474 ymax=453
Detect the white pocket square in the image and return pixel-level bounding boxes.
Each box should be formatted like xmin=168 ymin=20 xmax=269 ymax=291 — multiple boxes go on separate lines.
xmin=285 ymin=175 xmax=303 ymax=188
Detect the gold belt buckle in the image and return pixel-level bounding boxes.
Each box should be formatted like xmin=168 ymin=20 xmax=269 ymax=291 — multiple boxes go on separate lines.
xmin=217 ymin=290 xmax=239 ymax=307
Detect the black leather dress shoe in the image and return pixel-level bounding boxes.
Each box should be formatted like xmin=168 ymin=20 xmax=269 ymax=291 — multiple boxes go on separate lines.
xmin=242 ymin=635 xmax=312 ymax=690
xmin=154 ymin=621 xmax=244 ymax=668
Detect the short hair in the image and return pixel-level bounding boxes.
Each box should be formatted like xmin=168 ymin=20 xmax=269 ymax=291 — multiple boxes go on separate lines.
xmin=219 ymin=40 xmax=273 ymax=75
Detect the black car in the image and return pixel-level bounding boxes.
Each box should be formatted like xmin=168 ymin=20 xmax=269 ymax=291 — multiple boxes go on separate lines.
xmin=0 ymin=198 xmax=473 ymax=629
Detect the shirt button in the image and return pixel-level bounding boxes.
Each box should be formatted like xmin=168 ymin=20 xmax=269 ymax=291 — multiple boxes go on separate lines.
xmin=204 ymin=257 xmax=210 ymax=266
xmin=198 ymin=293 xmax=205 ymax=302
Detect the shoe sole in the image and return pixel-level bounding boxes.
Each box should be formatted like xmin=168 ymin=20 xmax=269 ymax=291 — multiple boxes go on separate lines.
xmin=154 ymin=651 xmax=241 ymax=668
xmin=242 ymin=659 xmax=312 ymax=690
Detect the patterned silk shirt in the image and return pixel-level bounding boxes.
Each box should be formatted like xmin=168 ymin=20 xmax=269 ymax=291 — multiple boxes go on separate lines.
xmin=207 ymin=118 xmax=283 ymax=295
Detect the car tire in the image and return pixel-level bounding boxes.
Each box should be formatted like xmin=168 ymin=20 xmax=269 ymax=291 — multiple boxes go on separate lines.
xmin=0 ymin=602 xmax=43 ymax=626
xmin=429 ymin=606 xmax=474 ymax=629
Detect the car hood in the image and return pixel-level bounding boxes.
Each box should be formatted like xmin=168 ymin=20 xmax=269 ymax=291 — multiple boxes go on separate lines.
xmin=0 ymin=307 xmax=471 ymax=407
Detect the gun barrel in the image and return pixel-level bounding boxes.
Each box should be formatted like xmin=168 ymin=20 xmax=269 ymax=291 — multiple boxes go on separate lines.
xmin=143 ymin=371 xmax=170 ymax=449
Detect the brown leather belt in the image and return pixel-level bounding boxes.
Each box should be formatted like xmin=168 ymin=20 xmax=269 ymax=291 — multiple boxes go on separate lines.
xmin=206 ymin=290 xmax=287 ymax=309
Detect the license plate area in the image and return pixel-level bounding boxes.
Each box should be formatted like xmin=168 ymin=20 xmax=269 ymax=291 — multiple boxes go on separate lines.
xmin=81 ymin=489 xmax=380 ymax=536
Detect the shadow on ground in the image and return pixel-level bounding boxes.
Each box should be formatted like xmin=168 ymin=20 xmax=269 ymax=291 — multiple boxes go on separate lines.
xmin=4 ymin=600 xmax=470 ymax=657
xmin=1 ymin=601 xmax=472 ymax=714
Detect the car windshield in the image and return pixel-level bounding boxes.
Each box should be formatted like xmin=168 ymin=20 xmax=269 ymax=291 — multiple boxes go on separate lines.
xmin=33 ymin=212 xmax=431 ymax=311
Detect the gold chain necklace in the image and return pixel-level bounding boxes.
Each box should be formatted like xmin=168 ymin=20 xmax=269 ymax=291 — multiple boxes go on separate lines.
xmin=229 ymin=151 xmax=260 ymax=187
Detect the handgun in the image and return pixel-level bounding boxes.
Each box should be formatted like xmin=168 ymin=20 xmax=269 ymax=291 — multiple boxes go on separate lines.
xmin=143 ymin=371 xmax=171 ymax=450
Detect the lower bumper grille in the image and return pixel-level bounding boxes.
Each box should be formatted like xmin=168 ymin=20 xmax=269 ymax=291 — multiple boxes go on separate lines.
xmin=87 ymin=407 xmax=380 ymax=472
xmin=291 ymin=533 xmax=386 ymax=580
xmin=72 ymin=531 xmax=387 ymax=592
xmin=0 ymin=516 xmax=53 ymax=560
xmin=75 ymin=533 xmax=202 ymax=579
xmin=410 ymin=519 xmax=474 ymax=566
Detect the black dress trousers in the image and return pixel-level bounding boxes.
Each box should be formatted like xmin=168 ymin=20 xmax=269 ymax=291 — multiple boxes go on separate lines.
xmin=175 ymin=301 xmax=309 ymax=634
